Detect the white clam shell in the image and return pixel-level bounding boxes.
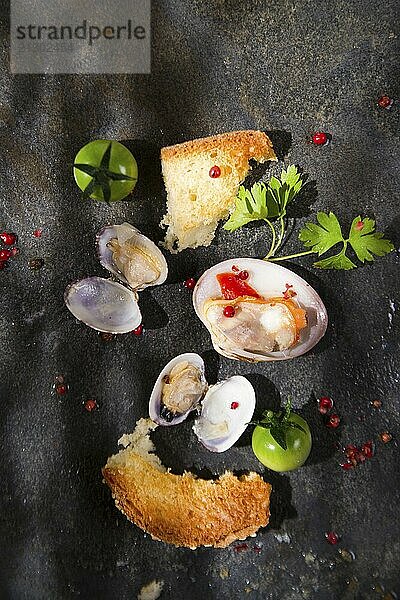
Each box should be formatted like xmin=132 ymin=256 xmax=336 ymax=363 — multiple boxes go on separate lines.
xmin=96 ymin=222 xmax=168 ymax=291
xmin=64 ymin=276 xmax=141 ymax=334
xmin=193 ymin=375 xmax=255 ymax=452
xmin=149 ymin=353 xmax=206 ymax=426
xmin=193 ymin=258 xmax=328 ymax=362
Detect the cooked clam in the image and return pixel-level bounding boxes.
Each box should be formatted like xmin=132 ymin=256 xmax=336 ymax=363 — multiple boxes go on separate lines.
xmin=149 ymin=353 xmax=207 ymax=426
xmin=193 ymin=258 xmax=328 ymax=362
xmin=97 ymin=223 xmax=168 ymax=291
xmin=193 ymin=376 xmax=256 ymax=452
xmin=64 ymin=276 xmax=141 ymax=334
xmin=65 ymin=224 xmax=168 ymax=333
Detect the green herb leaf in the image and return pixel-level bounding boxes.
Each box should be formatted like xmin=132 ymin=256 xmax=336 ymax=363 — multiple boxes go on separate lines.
xmin=270 ymin=426 xmax=287 ymax=451
xmin=313 ymin=248 xmax=357 ymax=270
xmin=224 ymin=183 xmax=268 ymax=231
xmin=224 ymin=165 xmax=304 ymax=232
xmin=299 ymin=211 xmax=344 ymax=256
xmin=348 ymin=216 xmax=394 ymax=262
xmin=266 ymin=188 xmax=281 ymax=217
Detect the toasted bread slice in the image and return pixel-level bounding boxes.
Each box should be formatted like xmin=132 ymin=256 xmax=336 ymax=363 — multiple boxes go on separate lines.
xmin=103 ymin=418 xmax=271 ymax=549
xmin=160 ymin=130 xmax=276 ymax=252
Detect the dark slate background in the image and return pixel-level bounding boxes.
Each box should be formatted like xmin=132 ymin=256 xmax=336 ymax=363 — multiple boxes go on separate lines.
xmin=0 ymin=1 xmax=399 ymax=599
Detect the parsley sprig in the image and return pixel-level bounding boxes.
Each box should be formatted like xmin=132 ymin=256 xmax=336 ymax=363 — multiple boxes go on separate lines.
xmin=224 ymin=165 xmax=394 ymax=270
xmin=273 ymin=212 xmax=394 ymax=269
xmin=224 ymin=165 xmax=304 ymax=259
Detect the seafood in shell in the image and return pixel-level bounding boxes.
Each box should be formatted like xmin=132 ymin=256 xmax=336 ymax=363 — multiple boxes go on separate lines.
xmin=96 ymin=223 xmax=167 ymax=291
xmin=149 ymin=353 xmax=207 ymax=426
xmin=193 ymin=258 xmax=328 ymax=362
xmin=65 ymin=223 xmax=168 ymax=334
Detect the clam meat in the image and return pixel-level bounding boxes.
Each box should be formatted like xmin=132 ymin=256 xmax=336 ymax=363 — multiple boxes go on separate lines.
xmin=65 ymin=223 xmax=168 ymax=334
xmin=149 ymin=353 xmax=207 ymax=426
xmin=97 ymin=223 xmax=168 ymax=291
xmin=193 ymin=258 xmax=328 ymax=362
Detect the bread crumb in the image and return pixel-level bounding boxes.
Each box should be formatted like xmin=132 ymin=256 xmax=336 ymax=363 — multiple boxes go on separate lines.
xmin=219 ymin=567 xmax=230 ymax=580
xmin=138 ymin=579 xmax=164 ymax=600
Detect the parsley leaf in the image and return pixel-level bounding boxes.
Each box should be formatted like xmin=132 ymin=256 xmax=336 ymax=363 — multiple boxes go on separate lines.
xmin=297 ymin=212 xmax=394 ymax=269
xmin=223 ymin=183 xmax=268 ymax=231
xmin=298 ymin=211 xmax=344 ymax=255
xmin=349 ymin=216 xmax=394 ymax=262
xmin=224 ymin=165 xmax=304 ymax=234
xmin=313 ymin=249 xmax=357 ymax=270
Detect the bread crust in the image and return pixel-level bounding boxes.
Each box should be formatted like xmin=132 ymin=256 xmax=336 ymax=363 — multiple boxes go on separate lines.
xmin=161 ymin=130 xmax=276 ymax=163
xmin=103 ymin=454 xmax=271 ymax=549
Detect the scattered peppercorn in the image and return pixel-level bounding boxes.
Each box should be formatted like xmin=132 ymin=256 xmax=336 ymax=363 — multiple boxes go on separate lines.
xmin=84 ymin=399 xmax=97 ymax=412
xmin=318 ymin=396 xmax=334 ymax=414
xmin=234 ymin=543 xmax=248 ymax=553
xmin=223 ymin=305 xmax=236 ymax=318
xmin=0 ymin=249 xmax=12 ymax=261
xmin=28 ymin=258 xmax=44 ymax=270
xmin=184 ymin=277 xmax=196 ymax=290
xmin=100 ymin=332 xmax=115 ymax=342
xmin=361 ymin=441 xmax=374 ymax=459
xmin=325 ymin=531 xmax=339 ymax=545
xmin=312 ymin=131 xmax=328 ymax=146
xmin=371 ymin=399 xmax=382 ymax=408
xmin=326 ymin=414 xmax=341 ymax=429
xmin=209 ymin=165 xmax=221 ymax=178
xmin=55 ymin=382 xmax=68 ymax=396
xmin=340 ymin=461 xmax=353 ymax=471
xmin=380 ymin=431 xmax=392 ymax=443
xmin=237 ymin=270 xmax=249 ymax=280
xmin=378 ymin=95 xmax=393 ymax=109
xmin=0 ymin=232 xmax=17 ymax=245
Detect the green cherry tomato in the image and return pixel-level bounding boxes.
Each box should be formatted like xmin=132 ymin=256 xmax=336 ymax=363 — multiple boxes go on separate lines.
xmin=73 ymin=140 xmax=138 ymax=202
xmin=252 ymin=412 xmax=312 ymax=472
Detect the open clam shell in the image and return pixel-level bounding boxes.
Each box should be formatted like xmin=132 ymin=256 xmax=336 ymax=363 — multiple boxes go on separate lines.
xmin=193 ymin=258 xmax=328 ymax=362
xmin=64 ymin=276 xmax=141 ymax=334
xmin=149 ymin=353 xmax=207 ymax=426
xmin=96 ymin=223 xmax=168 ymax=291
xmin=193 ymin=376 xmax=256 ymax=452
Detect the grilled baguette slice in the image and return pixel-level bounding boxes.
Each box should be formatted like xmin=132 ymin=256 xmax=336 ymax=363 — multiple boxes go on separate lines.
xmin=160 ymin=130 xmax=276 ymax=252
xmin=103 ymin=418 xmax=272 ymax=549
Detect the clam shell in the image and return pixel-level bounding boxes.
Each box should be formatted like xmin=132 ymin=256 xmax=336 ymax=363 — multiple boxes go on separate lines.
xmin=64 ymin=276 xmax=141 ymax=334
xmin=193 ymin=258 xmax=328 ymax=362
xmin=149 ymin=353 xmax=206 ymax=426
xmin=96 ymin=223 xmax=168 ymax=290
xmin=193 ymin=375 xmax=255 ymax=452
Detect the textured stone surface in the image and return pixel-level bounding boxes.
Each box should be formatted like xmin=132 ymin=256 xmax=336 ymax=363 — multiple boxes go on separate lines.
xmin=0 ymin=1 xmax=399 ymax=598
